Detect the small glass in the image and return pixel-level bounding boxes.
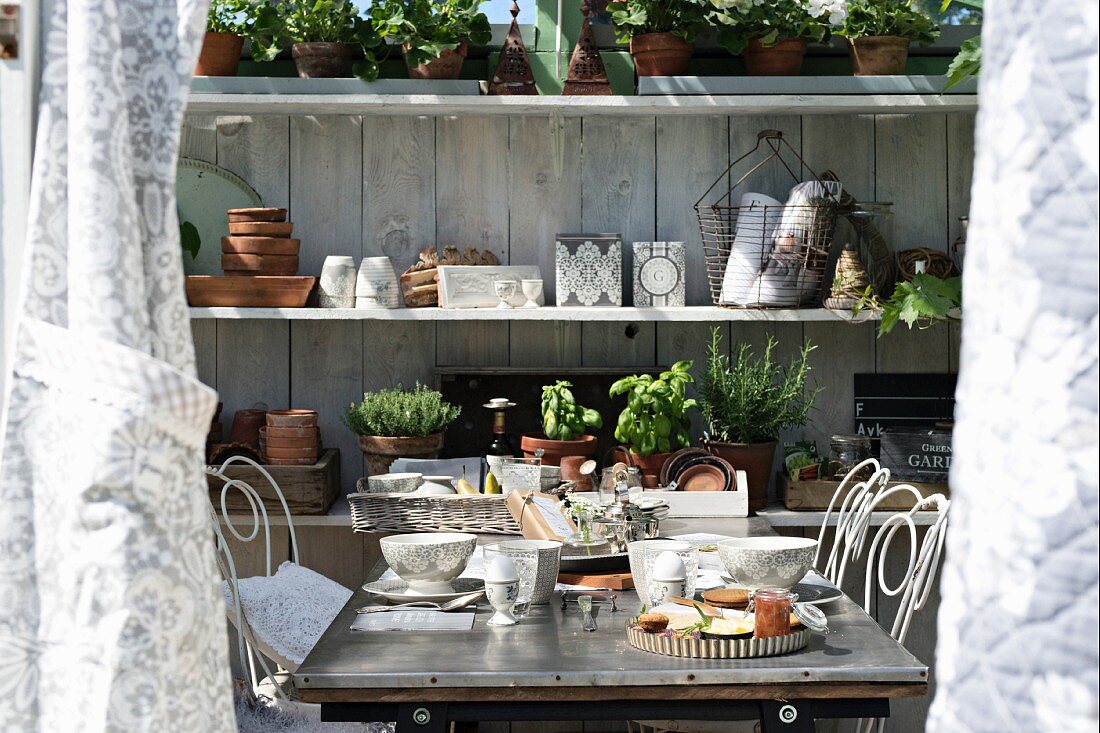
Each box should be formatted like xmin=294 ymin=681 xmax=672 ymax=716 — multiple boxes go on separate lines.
xmin=829 ymin=434 xmax=873 ymax=480
xmin=499 ymin=456 xmax=541 ymax=494
xmin=750 ymin=587 xmax=796 ymax=639
xmin=484 ymin=543 xmax=539 ymax=617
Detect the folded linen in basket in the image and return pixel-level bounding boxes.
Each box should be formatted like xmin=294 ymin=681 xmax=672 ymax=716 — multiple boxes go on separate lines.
xmin=719 ymin=193 xmax=784 ymax=306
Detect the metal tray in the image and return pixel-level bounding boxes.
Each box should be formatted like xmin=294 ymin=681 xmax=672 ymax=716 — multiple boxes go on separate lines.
xmin=627 ymin=625 xmax=810 ymax=659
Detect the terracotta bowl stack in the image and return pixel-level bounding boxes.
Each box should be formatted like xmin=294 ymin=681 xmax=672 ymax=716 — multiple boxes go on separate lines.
xmin=223 ymin=208 xmax=300 ymax=275
xmin=264 ymin=409 xmax=321 ymax=465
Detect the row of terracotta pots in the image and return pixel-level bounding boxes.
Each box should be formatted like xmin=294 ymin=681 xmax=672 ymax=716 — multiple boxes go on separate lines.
xmin=196 ymin=32 xmax=468 ymax=79
xmin=630 ymin=32 xmax=914 ymax=77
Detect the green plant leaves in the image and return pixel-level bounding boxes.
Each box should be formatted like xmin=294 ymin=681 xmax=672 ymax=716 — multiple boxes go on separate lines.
xmin=344 ymin=382 xmax=460 ymax=437
xmin=179 ymin=220 xmax=201 ymax=260
xmin=877 ymin=274 xmax=962 ymax=335
xmin=838 ymin=0 xmax=940 ymax=45
xmin=943 ymin=35 xmax=981 ymax=90
xmin=540 ymin=380 xmax=601 ymax=442
xmin=608 ymin=365 xmax=696 ymax=455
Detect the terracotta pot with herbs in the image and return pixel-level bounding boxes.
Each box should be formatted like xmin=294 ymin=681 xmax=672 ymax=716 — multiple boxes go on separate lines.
xmin=370 ymin=0 xmax=491 ymax=79
xmin=837 ymin=0 xmax=940 ymax=75
xmin=520 ymin=381 xmax=602 ymax=467
xmin=707 ymin=0 xmax=847 ymax=75
xmin=606 ymin=0 xmax=706 ymax=76
xmin=609 ymin=363 xmax=697 ymax=487
xmin=345 ymin=383 xmax=461 ymax=475
xmin=197 ymin=0 xmax=253 ymax=76
xmin=249 ymin=0 xmax=381 ymax=79
xmin=698 ymin=328 xmax=819 ymax=512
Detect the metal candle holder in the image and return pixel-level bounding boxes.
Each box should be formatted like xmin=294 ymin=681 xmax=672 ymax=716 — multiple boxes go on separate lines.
xmin=490 ymin=1 xmax=538 ymax=95
xmin=562 ymin=1 xmax=611 ymax=95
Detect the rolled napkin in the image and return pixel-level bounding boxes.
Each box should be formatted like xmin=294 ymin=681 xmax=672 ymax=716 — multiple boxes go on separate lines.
xmin=719 ymin=192 xmax=784 ymax=306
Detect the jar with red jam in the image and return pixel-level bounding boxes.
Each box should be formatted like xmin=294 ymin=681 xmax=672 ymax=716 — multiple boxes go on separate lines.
xmin=752 ymin=587 xmax=795 ymax=639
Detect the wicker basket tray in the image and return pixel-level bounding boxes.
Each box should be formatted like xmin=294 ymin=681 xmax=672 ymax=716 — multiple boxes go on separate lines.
xmin=627 ymin=626 xmax=810 ymax=659
xmin=348 ymin=489 xmax=521 ymax=535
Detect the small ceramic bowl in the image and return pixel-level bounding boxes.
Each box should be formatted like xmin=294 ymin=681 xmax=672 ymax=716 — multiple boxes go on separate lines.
xmin=367 ymin=472 xmax=423 ymax=494
xmin=716 ymin=536 xmax=818 ymax=590
xmin=380 ymin=532 xmax=478 ymax=595
xmin=414 ymin=476 xmax=457 ymax=496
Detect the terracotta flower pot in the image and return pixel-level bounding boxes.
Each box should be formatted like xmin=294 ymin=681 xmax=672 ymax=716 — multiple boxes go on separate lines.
xmin=229 ymin=408 xmax=267 ymax=449
xmin=703 ymin=439 xmax=778 ymax=512
xmin=629 ymin=32 xmax=693 ymax=77
xmin=405 ymin=43 xmax=467 ymax=80
xmin=520 ymin=433 xmax=598 ymax=467
xmin=196 ymin=31 xmax=243 ymax=77
xmin=743 ymin=37 xmax=807 ymax=76
xmin=292 ymin=42 xmax=353 ymax=78
xmin=848 ymin=35 xmax=911 ymax=76
xmin=358 ymin=433 xmax=445 ymax=476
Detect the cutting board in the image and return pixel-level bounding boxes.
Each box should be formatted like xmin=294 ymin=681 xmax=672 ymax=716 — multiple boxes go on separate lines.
xmin=557 ymin=571 xmax=634 ymax=591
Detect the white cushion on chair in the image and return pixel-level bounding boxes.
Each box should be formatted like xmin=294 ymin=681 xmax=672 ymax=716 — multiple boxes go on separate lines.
xmin=223 ymin=561 xmax=352 ymax=672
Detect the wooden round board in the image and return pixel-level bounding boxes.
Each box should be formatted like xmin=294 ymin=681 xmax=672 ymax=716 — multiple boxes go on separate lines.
xmin=627 ymin=626 xmax=810 ymax=659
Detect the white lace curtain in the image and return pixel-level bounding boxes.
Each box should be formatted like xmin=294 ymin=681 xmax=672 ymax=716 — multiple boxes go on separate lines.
xmin=0 ymin=0 xmax=235 ymax=730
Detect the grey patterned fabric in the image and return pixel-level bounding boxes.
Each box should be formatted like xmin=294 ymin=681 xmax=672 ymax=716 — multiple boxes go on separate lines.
xmin=927 ymin=1 xmax=1099 ymax=731
xmin=0 ymin=0 xmax=235 ymax=730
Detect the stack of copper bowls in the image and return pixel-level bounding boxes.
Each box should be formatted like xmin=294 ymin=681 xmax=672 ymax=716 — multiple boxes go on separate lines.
xmin=263 ymin=409 xmax=320 ymax=465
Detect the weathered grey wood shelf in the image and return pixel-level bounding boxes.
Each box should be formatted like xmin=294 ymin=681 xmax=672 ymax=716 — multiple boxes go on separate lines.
xmin=186 ymin=92 xmax=977 ymax=116
xmin=188 ymin=306 xmax=876 ymax=322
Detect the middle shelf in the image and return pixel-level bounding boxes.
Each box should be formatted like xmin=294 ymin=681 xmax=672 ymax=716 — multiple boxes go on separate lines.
xmin=188 ymin=306 xmax=877 ymax=322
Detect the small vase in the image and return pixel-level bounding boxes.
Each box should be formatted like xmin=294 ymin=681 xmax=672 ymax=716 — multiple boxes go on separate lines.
xmin=292 ymin=42 xmax=353 ymax=78
xmin=196 ymin=31 xmax=244 ymax=77
xmin=743 ymin=37 xmax=807 ymax=76
xmin=319 ymin=255 xmax=357 ymax=308
xmin=405 ymin=42 xmax=468 ymax=80
xmin=848 ymin=35 xmax=911 ymax=76
xmin=629 ymin=32 xmax=693 ymax=77
xmin=356 ymin=256 xmax=400 ymax=309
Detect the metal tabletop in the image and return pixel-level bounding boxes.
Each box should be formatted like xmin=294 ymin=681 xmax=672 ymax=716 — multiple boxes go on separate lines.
xmin=294 ymin=517 xmax=927 ymax=731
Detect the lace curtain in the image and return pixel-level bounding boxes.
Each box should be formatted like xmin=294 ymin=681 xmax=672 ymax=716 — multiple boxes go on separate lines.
xmin=0 ymin=0 xmax=235 ymax=730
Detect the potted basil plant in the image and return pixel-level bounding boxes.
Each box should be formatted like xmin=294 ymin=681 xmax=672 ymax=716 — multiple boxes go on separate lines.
xmin=707 ymin=0 xmax=847 ymax=75
xmin=838 ymin=0 xmax=940 ymax=75
xmin=249 ymin=0 xmax=381 ymax=79
xmin=370 ymin=0 xmax=491 ymax=79
xmin=606 ymin=0 xmax=707 ymax=76
xmin=345 ymin=383 xmax=461 ymax=475
xmin=521 ymin=381 xmax=603 ymax=467
xmin=697 ymin=329 xmax=820 ymax=512
xmin=609 ymin=362 xmax=697 ymax=487
xmin=197 ymin=0 xmax=255 ymax=77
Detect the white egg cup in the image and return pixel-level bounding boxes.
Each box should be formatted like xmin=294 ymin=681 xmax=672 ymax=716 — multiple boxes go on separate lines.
xmin=485 ymin=579 xmax=520 ymax=626
xmin=493 ymin=279 xmax=518 ymax=309
xmin=649 ymin=577 xmax=688 ymax=606
xmin=520 ymin=279 xmax=543 ymax=308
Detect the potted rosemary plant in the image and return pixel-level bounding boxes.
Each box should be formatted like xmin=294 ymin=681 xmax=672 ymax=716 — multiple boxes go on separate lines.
xmin=698 ymin=329 xmax=819 ymax=511
xmin=838 ymin=0 xmax=940 ymax=75
xmin=197 ymin=0 xmax=254 ymax=76
xmin=345 ymin=383 xmax=461 ymax=475
xmin=707 ymin=0 xmax=847 ymax=75
xmin=606 ymin=0 xmax=708 ymax=76
xmin=370 ymin=0 xmax=491 ymax=79
xmin=609 ymin=363 xmax=697 ymax=486
xmin=249 ymin=0 xmax=381 ymax=79
xmin=520 ymin=381 xmax=603 ymax=467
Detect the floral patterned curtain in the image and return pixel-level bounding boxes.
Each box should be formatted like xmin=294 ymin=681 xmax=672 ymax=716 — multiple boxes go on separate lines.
xmin=0 ymin=0 xmax=235 ymax=730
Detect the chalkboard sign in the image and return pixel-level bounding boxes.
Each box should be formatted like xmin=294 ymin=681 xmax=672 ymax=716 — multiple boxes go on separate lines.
xmin=853 ymin=373 xmax=957 ymax=453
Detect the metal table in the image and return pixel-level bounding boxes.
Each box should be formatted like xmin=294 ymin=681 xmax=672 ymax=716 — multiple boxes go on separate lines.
xmin=294 ymin=517 xmax=927 ymax=732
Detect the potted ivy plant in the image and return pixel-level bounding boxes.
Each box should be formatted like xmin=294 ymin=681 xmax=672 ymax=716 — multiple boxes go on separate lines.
xmin=606 ymin=0 xmax=707 ymax=76
xmin=345 ymin=383 xmax=461 ymax=475
xmin=838 ymin=0 xmax=940 ymax=75
xmin=609 ymin=362 xmax=697 ymax=486
xmin=370 ymin=0 xmax=491 ymax=80
xmin=707 ymin=0 xmax=847 ymax=75
xmin=520 ymin=381 xmax=603 ymax=467
xmin=249 ymin=0 xmax=381 ymax=79
xmin=197 ymin=0 xmax=254 ymax=77
xmin=698 ymin=329 xmax=819 ymax=511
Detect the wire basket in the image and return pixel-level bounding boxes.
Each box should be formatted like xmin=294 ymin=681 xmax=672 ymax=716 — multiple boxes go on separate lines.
xmin=695 ymin=130 xmax=841 ymax=308
xmin=348 ymin=485 xmax=522 ymax=535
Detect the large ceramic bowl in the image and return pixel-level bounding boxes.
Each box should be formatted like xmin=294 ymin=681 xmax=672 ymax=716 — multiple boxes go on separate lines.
xmin=716 ymin=537 xmax=818 ymax=590
xmin=380 ymin=532 xmax=478 ymax=595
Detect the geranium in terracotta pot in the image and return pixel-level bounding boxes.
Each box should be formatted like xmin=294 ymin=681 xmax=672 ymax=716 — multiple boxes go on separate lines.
xmin=607 ymin=0 xmax=705 ymax=76
xmin=370 ymin=0 xmax=491 ymax=80
xmin=248 ymin=0 xmax=382 ymax=80
xmin=708 ymin=0 xmax=847 ymax=76
xmin=609 ymin=363 xmax=698 ymax=488
xmin=196 ymin=0 xmax=253 ymax=77
xmin=698 ymin=328 xmax=820 ymax=512
xmin=837 ymin=0 xmax=940 ymax=75
xmin=345 ymin=383 xmax=461 ymax=476
xmin=520 ymin=381 xmax=602 ymax=467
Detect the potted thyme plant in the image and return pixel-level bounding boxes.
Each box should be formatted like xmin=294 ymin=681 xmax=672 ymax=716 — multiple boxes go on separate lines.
xmin=606 ymin=0 xmax=708 ymax=76
xmin=698 ymin=328 xmax=819 ymax=511
xmin=249 ymin=0 xmax=381 ymax=79
xmin=345 ymin=383 xmax=461 ymax=475
xmin=520 ymin=381 xmax=603 ymax=467
xmin=838 ymin=0 xmax=940 ymax=75
xmin=197 ymin=0 xmax=254 ymax=77
xmin=707 ymin=0 xmax=847 ymax=75
xmin=370 ymin=0 xmax=491 ymax=79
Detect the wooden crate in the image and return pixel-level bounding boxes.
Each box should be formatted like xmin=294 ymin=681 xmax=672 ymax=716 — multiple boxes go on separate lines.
xmin=778 ymin=474 xmax=949 ymax=511
xmin=207 ymin=449 xmax=341 ymax=515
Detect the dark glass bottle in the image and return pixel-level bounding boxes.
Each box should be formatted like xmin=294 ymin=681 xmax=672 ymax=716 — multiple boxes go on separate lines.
xmin=484 ymin=398 xmax=515 ymax=493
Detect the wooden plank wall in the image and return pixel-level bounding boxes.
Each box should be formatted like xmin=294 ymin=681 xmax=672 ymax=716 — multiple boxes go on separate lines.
xmin=184 ymin=111 xmax=973 ymax=728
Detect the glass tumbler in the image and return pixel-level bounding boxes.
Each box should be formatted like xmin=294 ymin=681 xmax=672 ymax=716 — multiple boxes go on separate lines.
xmin=484 ymin=543 xmax=539 ymax=616
xmin=628 ymin=540 xmax=699 ymax=606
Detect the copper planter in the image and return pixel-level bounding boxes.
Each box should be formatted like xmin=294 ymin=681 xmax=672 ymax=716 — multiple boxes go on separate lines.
xmin=848 ymin=36 xmax=910 ymax=76
xmin=629 ymin=32 xmax=693 ymax=77
xmin=406 ymin=43 xmax=467 ymax=80
xmin=196 ymin=31 xmax=243 ymax=77
xmin=743 ymin=37 xmax=807 ymax=76
xmin=292 ymin=42 xmax=353 ymax=78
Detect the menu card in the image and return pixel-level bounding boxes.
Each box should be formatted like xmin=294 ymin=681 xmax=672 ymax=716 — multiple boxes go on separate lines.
xmin=351 ymin=610 xmax=477 ymax=632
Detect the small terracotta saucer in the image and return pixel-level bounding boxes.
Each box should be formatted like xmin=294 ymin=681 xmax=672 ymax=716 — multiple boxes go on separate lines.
xmin=676 ymin=463 xmax=727 ymax=492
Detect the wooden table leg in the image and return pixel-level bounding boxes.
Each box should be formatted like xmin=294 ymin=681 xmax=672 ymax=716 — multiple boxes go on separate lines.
xmin=758 ymin=701 xmax=815 ymax=733
xmin=397 ymin=703 xmax=450 ymax=733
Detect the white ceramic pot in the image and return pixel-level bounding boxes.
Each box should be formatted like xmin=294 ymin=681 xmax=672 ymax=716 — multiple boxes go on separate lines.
xmin=380 ymin=532 xmax=478 ymax=595
xmin=414 ymin=475 xmax=457 ymax=496
xmin=366 ymin=472 xmax=422 ymax=494
xmin=356 ymin=256 xmax=400 ymax=309
xmin=716 ymin=536 xmax=818 ymax=590
xmin=318 ymin=255 xmax=357 ymax=308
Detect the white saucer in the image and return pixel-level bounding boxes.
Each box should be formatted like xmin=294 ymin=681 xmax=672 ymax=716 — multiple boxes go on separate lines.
xmin=363 ymin=577 xmax=485 ymax=604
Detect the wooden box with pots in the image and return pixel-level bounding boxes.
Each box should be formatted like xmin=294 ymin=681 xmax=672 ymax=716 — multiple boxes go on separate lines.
xmin=520 ymin=381 xmax=602 ymax=467
xmin=346 ymin=384 xmax=461 ymax=476
xmin=608 ymin=363 xmax=697 ymax=488
xmin=207 ymin=449 xmax=341 ymax=515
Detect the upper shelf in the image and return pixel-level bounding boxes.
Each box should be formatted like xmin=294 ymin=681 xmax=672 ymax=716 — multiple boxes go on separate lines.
xmin=189 ymin=306 xmax=876 ymax=322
